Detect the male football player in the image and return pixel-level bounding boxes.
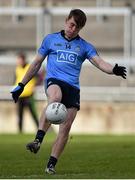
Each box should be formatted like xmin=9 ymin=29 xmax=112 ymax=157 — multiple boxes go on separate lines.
xmin=11 ymin=9 xmax=126 ymax=174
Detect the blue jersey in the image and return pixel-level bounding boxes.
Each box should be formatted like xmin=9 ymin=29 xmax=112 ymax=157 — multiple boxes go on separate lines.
xmin=38 ymin=31 xmax=98 ymax=89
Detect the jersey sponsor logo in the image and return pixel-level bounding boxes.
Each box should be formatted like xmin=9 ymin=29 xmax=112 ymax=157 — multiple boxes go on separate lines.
xmin=57 ymin=50 xmax=78 ymax=65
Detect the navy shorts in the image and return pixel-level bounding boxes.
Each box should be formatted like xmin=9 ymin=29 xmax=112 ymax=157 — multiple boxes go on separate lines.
xmin=46 ymin=78 xmax=80 ymax=110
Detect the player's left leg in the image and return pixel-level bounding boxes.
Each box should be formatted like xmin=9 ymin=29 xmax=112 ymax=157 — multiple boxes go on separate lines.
xmin=45 ymin=107 xmax=77 ymax=174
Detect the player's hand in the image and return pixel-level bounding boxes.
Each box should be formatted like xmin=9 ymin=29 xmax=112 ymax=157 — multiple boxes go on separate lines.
xmin=10 ymin=83 xmax=24 ymax=103
xmin=113 ymin=64 xmax=127 ymax=79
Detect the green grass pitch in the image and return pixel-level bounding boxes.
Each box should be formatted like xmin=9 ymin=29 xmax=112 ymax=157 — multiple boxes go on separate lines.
xmin=0 ymin=133 xmax=135 ymax=179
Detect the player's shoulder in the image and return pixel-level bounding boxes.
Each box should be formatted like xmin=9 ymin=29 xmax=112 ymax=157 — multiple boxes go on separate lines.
xmin=45 ymin=31 xmax=61 ymax=39
xmin=79 ymin=36 xmax=97 ymax=54
xmin=81 ymin=38 xmax=98 ymax=54
xmin=79 ymin=36 xmax=94 ymax=47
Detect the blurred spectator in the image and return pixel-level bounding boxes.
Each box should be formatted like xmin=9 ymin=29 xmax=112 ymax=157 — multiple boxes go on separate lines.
xmin=14 ymin=52 xmax=39 ymax=133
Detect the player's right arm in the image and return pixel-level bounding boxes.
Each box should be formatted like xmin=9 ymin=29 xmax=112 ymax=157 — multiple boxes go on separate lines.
xmin=11 ymin=54 xmax=44 ymax=103
xmin=21 ymin=54 xmax=44 ymax=86
xmin=11 ymin=34 xmax=51 ymax=103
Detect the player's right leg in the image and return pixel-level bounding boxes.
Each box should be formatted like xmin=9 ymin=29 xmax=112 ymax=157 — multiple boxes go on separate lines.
xmin=26 ymin=84 xmax=62 ymax=154
xmin=26 ymin=108 xmax=51 ymax=153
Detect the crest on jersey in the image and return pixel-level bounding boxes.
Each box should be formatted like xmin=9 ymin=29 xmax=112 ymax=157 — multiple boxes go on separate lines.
xmin=75 ymin=45 xmax=81 ymax=52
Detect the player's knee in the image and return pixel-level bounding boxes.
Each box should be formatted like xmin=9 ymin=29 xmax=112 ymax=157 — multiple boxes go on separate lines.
xmin=48 ymin=93 xmax=62 ymax=103
xmin=47 ymin=85 xmax=62 ymax=103
xmin=49 ymin=97 xmax=61 ymax=104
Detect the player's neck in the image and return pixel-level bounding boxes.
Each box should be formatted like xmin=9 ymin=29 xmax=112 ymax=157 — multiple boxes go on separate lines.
xmin=61 ymin=30 xmax=79 ymax=41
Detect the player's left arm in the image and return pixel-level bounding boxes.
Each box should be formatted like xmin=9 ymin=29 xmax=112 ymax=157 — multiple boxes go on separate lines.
xmin=90 ymin=55 xmax=127 ymax=79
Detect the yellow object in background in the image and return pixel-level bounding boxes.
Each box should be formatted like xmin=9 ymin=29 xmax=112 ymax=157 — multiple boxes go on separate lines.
xmin=15 ymin=64 xmax=36 ymax=97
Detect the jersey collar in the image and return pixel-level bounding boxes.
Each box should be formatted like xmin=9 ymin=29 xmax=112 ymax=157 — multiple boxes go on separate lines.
xmin=60 ymin=30 xmax=80 ymax=42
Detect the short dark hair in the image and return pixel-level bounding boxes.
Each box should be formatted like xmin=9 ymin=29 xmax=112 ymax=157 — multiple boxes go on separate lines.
xmin=17 ymin=52 xmax=26 ymax=60
xmin=67 ymin=9 xmax=87 ymax=28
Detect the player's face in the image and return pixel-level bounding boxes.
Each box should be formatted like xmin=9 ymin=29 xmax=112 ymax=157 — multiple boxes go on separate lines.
xmin=64 ymin=17 xmax=81 ymax=39
xmin=17 ymin=57 xmax=26 ymax=67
